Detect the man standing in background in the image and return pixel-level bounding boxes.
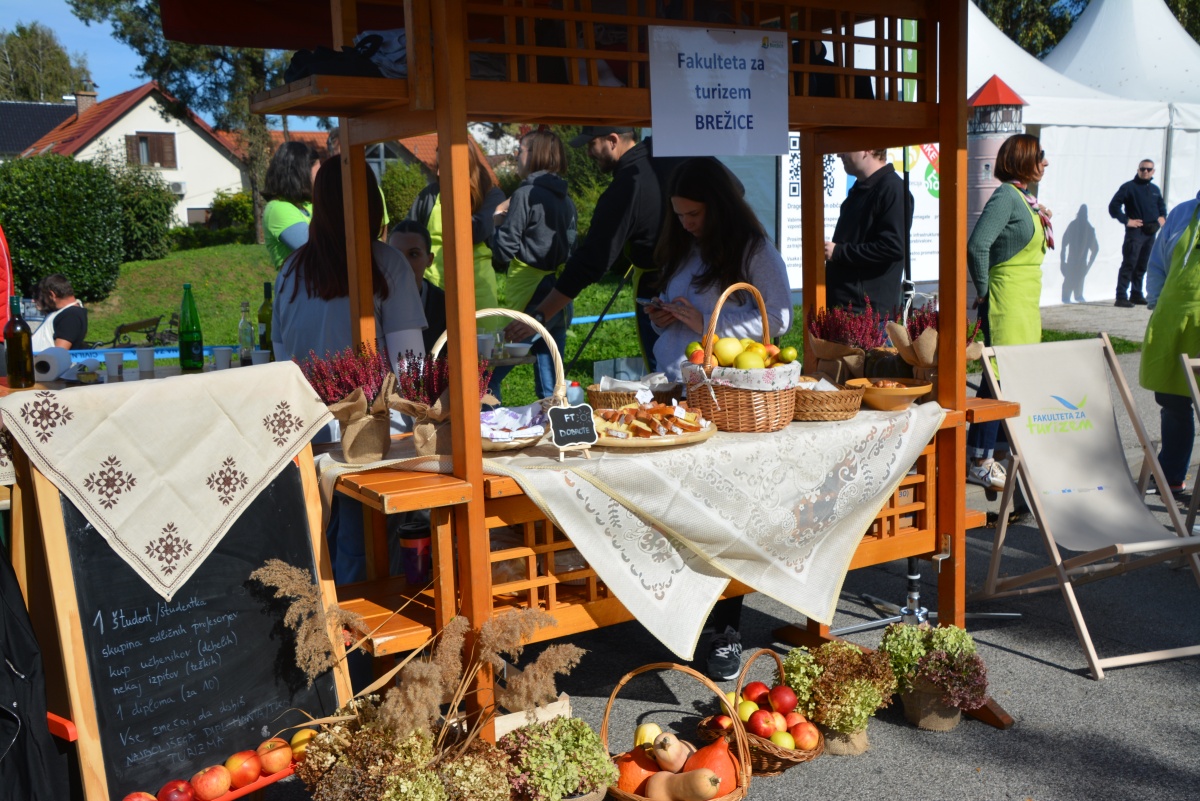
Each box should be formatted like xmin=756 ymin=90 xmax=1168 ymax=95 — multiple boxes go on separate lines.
xmin=1109 ymin=159 xmax=1167 ymax=307
xmin=824 ymin=149 xmax=913 ymax=317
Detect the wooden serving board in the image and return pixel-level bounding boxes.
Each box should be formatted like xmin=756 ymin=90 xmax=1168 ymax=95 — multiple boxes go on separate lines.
xmin=593 ymin=421 xmax=717 ymax=448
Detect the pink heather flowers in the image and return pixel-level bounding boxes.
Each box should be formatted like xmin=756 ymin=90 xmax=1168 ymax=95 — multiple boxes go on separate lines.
xmin=808 ymin=297 xmax=886 ymax=350
xmin=300 ymin=343 xmax=391 ymax=405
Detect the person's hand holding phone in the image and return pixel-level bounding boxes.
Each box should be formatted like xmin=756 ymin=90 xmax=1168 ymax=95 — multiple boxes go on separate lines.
xmin=663 ymin=297 xmax=703 ymax=334
xmin=644 ymin=297 xmax=675 ymax=327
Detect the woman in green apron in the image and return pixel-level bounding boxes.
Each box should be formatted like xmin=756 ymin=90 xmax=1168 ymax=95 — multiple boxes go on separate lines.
xmin=965 ymin=134 xmax=1052 ymax=489
xmin=407 ymin=139 xmax=505 ymax=327
xmin=1139 ymin=192 xmax=1200 ymax=496
xmin=489 ymin=130 xmax=578 ymax=401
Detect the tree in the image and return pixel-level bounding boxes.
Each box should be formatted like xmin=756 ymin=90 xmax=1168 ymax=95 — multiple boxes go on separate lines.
xmin=1166 ymin=0 xmax=1200 ymax=43
xmin=0 ymin=21 xmax=90 ymax=101
xmin=68 ymin=1 xmax=282 ymax=242
xmin=973 ymin=0 xmax=1084 ymax=57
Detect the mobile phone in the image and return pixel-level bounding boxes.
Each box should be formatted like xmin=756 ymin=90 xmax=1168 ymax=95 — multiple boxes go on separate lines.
xmin=635 ymin=297 xmax=655 ymax=306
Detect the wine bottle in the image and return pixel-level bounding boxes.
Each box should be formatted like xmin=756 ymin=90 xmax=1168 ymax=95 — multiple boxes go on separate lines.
xmin=257 ymin=281 xmax=273 ymax=359
xmin=179 ymin=283 xmax=204 ymax=371
xmin=4 ymin=295 xmax=33 ymax=388
xmin=237 ymin=301 xmax=255 ymax=367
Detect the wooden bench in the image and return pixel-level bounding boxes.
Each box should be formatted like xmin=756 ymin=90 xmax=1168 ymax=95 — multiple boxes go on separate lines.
xmin=88 ymin=316 xmax=162 ymax=348
xmin=154 ymin=312 xmax=180 ymax=345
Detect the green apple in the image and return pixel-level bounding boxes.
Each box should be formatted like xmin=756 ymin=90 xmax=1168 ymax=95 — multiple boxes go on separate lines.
xmin=733 ymin=351 xmax=766 ymax=370
xmin=712 ymin=337 xmax=744 ymax=367
xmin=736 ymin=699 xmax=759 ymax=722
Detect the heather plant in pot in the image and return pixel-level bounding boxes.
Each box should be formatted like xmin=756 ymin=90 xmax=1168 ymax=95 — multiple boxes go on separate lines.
xmin=780 ymin=640 xmax=896 ymax=755
xmin=299 ymin=342 xmax=396 ymax=464
xmin=878 ymin=622 xmax=989 ymax=731
xmin=885 ymin=299 xmax=984 ymax=400
xmin=806 ymin=298 xmax=891 ymax=382
xmin=499 ymin=715 xmax=618 ymax=801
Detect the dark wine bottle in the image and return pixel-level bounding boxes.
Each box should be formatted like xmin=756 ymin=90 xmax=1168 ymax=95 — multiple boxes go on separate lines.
xmin=179 ymin=283 xmax=204 ymax=371
xmin=4 ymin=295 xmax=33 ymax=388
xmin=257 ymin=281 xmax=273 ymax=358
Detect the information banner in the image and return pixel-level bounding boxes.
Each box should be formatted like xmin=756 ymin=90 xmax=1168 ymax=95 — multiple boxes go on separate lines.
xmin=649 ymin=26 xmax=788 ymax=156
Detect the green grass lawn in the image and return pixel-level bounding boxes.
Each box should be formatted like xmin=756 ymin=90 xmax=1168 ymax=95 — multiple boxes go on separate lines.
xmin=90 ymin=244 xmax=1135 ymax=404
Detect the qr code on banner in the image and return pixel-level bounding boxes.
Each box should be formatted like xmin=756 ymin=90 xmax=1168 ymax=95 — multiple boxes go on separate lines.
xmin=787 ymin=134 xmax=801 ymax=197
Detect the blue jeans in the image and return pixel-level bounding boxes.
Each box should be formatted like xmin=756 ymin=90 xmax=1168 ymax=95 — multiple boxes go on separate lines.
xmin=1155 ymin=391 xmax=1195 ymax=488
xmin=967 ymin=297 xmax=1002 ymax=459
xmin=492 ymin=272 xmax=571 ymax=401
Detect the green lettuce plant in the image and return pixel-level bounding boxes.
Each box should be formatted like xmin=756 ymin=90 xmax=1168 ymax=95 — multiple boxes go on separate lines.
xmin=878 ymin=622 xmax=988 ymax=710
xmin=781 ymin=641 xmax=896 ymax=734
xmin=499 ymin=715 xmax=618 ymax=801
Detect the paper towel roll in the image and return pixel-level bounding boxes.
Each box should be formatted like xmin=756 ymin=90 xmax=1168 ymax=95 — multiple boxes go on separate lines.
xmin=34 ymin=347 xmax=73 ymax=381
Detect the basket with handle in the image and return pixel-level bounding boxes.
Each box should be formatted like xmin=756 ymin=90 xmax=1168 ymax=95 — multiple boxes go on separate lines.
xmin=430 ymin=308 xmax=566 ymax=452
xmin=792 ymin=382 xmax=865 ymax=422
xmin=601 ymin=662 xmax=751 ymax=801
xmin=585 ymin=384 xmax=682 ymax=410
xmin=695 ymin=649 xmax=824 ymax=775
xmin=681 ymin=282 xmax=800 ymax=433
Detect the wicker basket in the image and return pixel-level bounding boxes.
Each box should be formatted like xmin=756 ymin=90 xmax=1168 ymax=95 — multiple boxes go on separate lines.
xmin=684 ymin=282 xmax=797 ymax=433
xmin=601 ymin=662 xmax=751 ymax=801
xmin=792 ymin=384 xmax=865 ymax=422
xmin=696 ymin=649 xmax=824 ymax=775
xmin=586 ymin=384 xmax=681 ymax=410
xmin=431 ymin=308 xmax=566 ymax=452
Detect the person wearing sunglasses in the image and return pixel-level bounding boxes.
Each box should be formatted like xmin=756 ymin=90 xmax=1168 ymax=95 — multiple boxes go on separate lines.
xmin=1109 ymin=159 xmax=1167 ymax=307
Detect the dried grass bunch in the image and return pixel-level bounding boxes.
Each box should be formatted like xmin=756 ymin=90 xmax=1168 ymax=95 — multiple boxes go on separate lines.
xmin=252 ymin=559 xmax=586 ymax=801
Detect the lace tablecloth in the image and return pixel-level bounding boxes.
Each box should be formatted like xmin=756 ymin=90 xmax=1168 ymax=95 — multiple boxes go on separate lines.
xmin=315 ymin=404 xmax=945 ymax=659
xmin=0 ymin=363 xmax=332 ymax=599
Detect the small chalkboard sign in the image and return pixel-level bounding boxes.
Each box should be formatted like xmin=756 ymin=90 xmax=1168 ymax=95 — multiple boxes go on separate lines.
xmin=30 ymin=449 xmax=348 ymax=800
xmin=548 ymin=403 xmax=597 ymax=460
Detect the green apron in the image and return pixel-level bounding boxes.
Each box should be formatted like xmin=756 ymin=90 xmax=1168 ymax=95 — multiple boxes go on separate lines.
xmin=425 ymin=196 xmax=501 ymax=329
xmin=505 ymin=257 xmax=558 ymax=315
xmin=988 ymin=184 xmax=1045 ymax=347
xmin=1140 ymin=207 xmax=1200 ymax=397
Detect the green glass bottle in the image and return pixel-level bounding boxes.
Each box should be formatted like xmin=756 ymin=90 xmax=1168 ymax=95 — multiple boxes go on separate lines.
xmin=179 ymin=283 xmax=204 ymax=371
xmin=4 ymin=296 xmax=34 ymax=388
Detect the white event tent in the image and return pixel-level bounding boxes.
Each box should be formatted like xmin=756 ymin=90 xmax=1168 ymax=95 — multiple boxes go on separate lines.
xmin=1042 ymin=0 xmax=1200 ymax=210
xmin=966 ymin=1 xmax=1169 ymax=305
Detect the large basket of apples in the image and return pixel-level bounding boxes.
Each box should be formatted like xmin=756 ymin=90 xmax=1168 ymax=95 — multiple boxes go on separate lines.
xmin=604 ymin=662 xmax=751 ymax=801
xmin=696 ymin=649 xmax=823 ymax=775
xmin=680 ymin=283 xmax=802 ymax=433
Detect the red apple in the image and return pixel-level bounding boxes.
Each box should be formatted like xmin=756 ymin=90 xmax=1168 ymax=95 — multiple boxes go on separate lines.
xmin=790 ymin=721 xmax=820 ymax=751
xmin=767 ymin=684 xmax=798 ymax=715
xmin=771 ymin=711 xmax=788 ymax=733
xmin=784 ymin=711 xmax=806 ymax=729
xmin=224 ymin=750 xmax=262 ymax=789
xmin=707 ymin=714 xmax=734 ymax=732
xmin=122 ymin=794 xmax=158 ymax=801
xmin=156 ymin=780 xmax=195 ymax=801
xmin=745 ymin=708 xmax=777 ymax=739
xmin=741 ymin=681 xmax=770 ymax=706
xmin=189 ymin=765 xmax=231 ymax=801
xmin=256 ymin=737 xmax=294 ymax=775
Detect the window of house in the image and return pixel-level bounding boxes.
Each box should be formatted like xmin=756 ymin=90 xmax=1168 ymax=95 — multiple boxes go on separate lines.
xmin=365 ymin=142 xmax=402 ymax=181
xmin=186 ymin=208 xmax=210 ymax=226
xmin=125 ymin=132 xmax=177 ymax=168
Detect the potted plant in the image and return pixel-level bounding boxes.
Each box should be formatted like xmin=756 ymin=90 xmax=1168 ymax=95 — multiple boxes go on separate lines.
xmin=299 ymin=342 xmax=396 ymax=463
xmin=806 ymin=298 xmax=906 ymax=382
xmin=885 ymin=299 xmax=984 ymax=400
xmin=252 ymin=559 xmax=585 ymax=801
xmin=499 ymin=715 xmax=619 ymax=801
xmin=780 ymin=640 xmax=896 ymax=756
xmin=878 ymin=622 xmax=989 ymax=731
xmin=392 ymin=351 xmax=495 ymax=456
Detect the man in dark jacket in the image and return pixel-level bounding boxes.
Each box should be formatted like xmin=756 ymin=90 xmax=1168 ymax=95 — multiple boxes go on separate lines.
xmin=505 ymin=126 xmax=683 ymax=370
xmin=824 ymin=149 xmax=914 ymax=317
xmin=1109 ymin=159 xmax=1167 ymax=307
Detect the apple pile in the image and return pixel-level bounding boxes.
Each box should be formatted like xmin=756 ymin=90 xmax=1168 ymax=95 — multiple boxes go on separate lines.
xmin=684 ymin=337 xmax=799 ymax=369
xmin=120 ymin=729 xmax=317 ymax=801
xmin=707 ymin=681 xmax=820 ymax=752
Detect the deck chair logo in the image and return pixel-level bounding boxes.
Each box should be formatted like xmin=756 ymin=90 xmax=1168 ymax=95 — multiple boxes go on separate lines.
xmin=1025 ymin=394 xmax=1093 ymax=435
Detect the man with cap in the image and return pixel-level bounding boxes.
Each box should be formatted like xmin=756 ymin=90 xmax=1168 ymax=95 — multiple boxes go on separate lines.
xmin=504 ymin=126 xmax=682 ymax=370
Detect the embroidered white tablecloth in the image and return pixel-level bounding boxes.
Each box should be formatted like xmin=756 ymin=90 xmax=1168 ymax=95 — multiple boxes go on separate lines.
xmin=0 ymin=363 xmax=332 ymax=600
xmin=315 ymin=403 xmax=945 ymax=659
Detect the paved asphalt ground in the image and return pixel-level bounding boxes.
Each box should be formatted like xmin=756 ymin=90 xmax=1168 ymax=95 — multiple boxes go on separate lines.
xmin=268 ymin=300 xmax=1200 ymax=801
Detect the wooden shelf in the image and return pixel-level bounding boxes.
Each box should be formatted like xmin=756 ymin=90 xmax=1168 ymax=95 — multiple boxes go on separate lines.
xmin=336 ymin=470 xmax=472 ymax=514
xmin=338 ymin=575 xmax=438 ymax=656
xmin=250 ymin=74 xmax=410 ymax=117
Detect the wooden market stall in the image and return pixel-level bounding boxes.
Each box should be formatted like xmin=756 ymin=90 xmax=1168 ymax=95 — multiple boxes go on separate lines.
xmin=161 ymin=0 xmax=1008 ymax=727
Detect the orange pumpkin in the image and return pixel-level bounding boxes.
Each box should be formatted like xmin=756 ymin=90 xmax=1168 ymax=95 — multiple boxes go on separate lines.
xmin=681 ymin=736 xmax=738 ymax=795
xmin=615 ymin=746 xmax=660 ymax=794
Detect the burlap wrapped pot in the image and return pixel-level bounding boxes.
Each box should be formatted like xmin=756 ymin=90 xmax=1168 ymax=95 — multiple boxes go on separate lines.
xmin=329 ymin=372 xmax=396 ymax=464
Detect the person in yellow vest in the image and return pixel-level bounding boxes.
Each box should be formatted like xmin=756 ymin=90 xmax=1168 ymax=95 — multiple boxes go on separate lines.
xmin=489 ymin=129 xmax=577 ymax=401
xmin=965 ymin=134 xmax=1053 ymax=490
xmin=407 ymin=139 xmax=505 ymax=327
xmin=1140 ymin=191 xmax=1200 ymax=500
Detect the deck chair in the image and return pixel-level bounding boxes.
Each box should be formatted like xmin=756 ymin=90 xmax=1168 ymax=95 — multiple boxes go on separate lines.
xmin=1180 ymin=355 xmax=1200 ymax=535
xmin=971 ymin=335 xmax=1200 ymax=679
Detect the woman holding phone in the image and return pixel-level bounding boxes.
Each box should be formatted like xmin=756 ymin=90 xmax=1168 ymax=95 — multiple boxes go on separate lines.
xmin=648 ymin=157 xmax=792 ymax=383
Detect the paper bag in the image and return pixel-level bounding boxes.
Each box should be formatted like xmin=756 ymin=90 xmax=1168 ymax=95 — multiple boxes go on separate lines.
xmin=329 ymin=373 xmax=396 ymax=464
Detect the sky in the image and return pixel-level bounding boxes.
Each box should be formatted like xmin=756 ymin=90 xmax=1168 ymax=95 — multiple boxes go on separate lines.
xmin=2 ymin=1 xmax=145 ymax=100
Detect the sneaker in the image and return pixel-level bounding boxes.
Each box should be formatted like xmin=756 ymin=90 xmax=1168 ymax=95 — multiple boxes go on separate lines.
xmin=1115 ymin=297 xmax=1134 ymax=308
xmin=705 ymin=626 xmax=743 ymax=682
xmin=1131 ymin=295 xmax=1148 ymax=305
xmin=967 ymin=459 xmax=1007 ymax=489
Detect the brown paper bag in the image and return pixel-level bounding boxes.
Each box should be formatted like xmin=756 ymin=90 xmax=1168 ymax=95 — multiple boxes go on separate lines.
xmin=329 ymin=373 xmax=397 ymax=464
xmin=806 ymin=336 xmax=866 ymax=382
xmin=392 ymin=389 xmax=499 ymax=457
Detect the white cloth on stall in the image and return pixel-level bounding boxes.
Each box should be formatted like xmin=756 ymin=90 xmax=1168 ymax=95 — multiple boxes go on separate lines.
xmin=314 ymin=404 xmax=945 ymax=659
xmin=0 ymin=363 xmax=331 ymax=600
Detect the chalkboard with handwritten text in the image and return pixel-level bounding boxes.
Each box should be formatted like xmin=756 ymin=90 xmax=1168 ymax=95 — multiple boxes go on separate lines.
xmin=548 ymin=403 xmax=598 ymax=449
xmin=59 ymin=462 xmax=339 ymax=799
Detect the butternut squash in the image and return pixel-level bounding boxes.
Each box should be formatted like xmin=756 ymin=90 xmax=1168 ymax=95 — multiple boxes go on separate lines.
xmin=682 ymin=735 xmax=738 ymax=795
xmin=644 ymin=768 xmax=721 ymax=801
xmin=650 ymin=731 xmax=696 ymax=773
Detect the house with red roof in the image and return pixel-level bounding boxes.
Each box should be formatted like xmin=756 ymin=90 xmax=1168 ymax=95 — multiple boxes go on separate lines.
xmin=21 ymin=81 xmax=247 ymax=227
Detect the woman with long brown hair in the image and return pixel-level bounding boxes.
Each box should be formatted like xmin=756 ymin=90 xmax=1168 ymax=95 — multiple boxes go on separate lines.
xmin=965 ymin=133 xmax=1052 ymax=489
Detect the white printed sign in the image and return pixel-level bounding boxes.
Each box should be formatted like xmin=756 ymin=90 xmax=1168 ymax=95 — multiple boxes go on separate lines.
xmin=649 ymin=26 xmax=788 ymax=157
